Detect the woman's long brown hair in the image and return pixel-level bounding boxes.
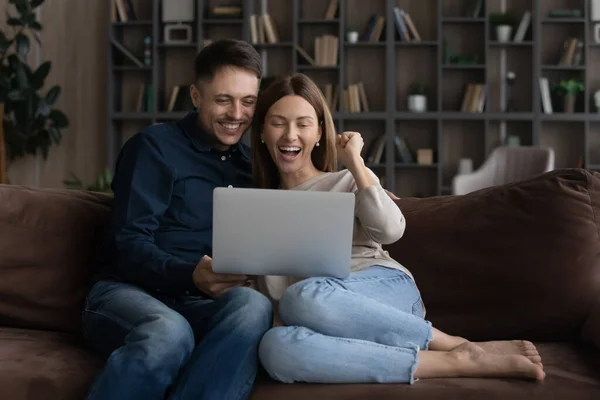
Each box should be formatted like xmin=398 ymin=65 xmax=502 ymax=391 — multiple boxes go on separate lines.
xmin=251 ymin=73 xmax=337 ymax=189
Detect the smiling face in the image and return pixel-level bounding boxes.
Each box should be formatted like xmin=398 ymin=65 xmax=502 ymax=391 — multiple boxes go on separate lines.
xmin=192 ymin=66 xmax=260 ymax=150
xmin=262 ymin=95 xmax=322 ymax=177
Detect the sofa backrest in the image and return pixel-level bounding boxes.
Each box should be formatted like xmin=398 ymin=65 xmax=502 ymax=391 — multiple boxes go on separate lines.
xmin=0 ymin=185 xmax=111 ymax=334
xmin=386 ymin=168 xmax=600 ymax=342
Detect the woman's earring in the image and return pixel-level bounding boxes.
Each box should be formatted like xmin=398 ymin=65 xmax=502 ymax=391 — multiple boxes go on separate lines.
xmin=316 ymin=142 xmax=320 ymax=147
xmin=260 ymin=136 xmax=265 ymax=144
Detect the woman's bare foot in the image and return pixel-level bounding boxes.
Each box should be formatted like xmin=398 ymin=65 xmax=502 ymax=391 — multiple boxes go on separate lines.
xmin=428 ymin=328 xmax=542 ymax=368
xmin=474 ymin=340 xmax=542 ymax=367
xmin=415 ymin=342 xmax=545 ymax=381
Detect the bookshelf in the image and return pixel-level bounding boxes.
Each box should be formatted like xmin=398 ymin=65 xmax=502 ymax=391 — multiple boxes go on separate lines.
xmin=108 ymin=0 xmax=600 ymax=198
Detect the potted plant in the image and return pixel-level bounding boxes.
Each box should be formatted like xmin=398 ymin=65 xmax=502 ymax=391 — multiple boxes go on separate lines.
xmin=552 ymin=79 xmax=584 ymax=113
xmin=0 ymin=0 xmax=69 ymax=184
xmin=407 ymin=83 xmax=428 ymax=113
xmin=489 ymin=12 xmax=516 ymax=43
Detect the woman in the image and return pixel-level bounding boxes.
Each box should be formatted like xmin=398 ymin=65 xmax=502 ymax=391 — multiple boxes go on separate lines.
xmin=251 ymin=73 xmax=544 ymax=384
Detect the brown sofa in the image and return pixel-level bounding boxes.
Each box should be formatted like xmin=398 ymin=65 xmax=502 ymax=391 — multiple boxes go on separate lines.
xmin=1 ymin=168 xmax=599 ymax=399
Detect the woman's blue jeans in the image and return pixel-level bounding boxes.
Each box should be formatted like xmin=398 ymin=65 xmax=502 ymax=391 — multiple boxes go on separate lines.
xmin=258 ymin=266 xmax=433 ymax=384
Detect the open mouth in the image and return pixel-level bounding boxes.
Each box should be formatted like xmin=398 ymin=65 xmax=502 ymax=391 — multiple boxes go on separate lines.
xmin=278 ymin=146 xmax=302 ymax=161
xmin=219 ymin=122 xmax=243 ymax=132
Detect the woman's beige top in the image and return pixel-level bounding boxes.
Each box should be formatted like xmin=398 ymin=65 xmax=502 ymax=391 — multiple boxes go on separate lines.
xmin=257 ymin=168 xmax=414 ymax=305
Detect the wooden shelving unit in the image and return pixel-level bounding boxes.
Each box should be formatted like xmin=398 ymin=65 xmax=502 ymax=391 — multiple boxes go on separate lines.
xmin=108 ymin=0 xmax=600 ymax=198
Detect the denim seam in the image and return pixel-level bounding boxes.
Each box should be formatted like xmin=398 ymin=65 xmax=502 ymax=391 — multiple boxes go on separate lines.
xmin=82 ymin=308 xmax=136 ymax=333
xmin=407 ymin=343 xmax=420 ymax=384
xmin=324 ymin=335 xmax=419 ymax=355
xmin=336 ymin=275 xmax=413 ymax=284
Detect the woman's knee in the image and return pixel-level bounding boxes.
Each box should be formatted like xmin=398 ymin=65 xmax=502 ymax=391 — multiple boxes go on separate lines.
xmin=278 ymin=278 xmax=335 ymax=326
xmin=259 ymin=326 xmax=311 ymax=383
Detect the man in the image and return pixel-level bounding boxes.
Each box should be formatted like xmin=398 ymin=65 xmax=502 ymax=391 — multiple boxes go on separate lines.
xmin=83 ymin=39 xmax=273 ymax=400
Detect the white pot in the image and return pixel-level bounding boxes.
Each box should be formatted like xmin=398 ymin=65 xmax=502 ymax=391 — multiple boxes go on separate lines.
xmin=346 ymin=31 xmax=359 ymax=43
xmin=496 ymin=25 xmax=512 ymax=42
xmin=408 ymin=95 xmax=427 ymax=112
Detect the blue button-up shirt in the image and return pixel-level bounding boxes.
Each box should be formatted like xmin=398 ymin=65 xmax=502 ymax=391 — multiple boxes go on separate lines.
xmin=100 ymin=111 xmax=252 ymax=296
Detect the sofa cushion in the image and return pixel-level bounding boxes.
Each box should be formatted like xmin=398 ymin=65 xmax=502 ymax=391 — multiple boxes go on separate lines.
xmin=385 ymin=168 xmax=600 ymax=342
xmin=0 ymin=327 xmax=103 ymax=400
xmin=249 ymin=342 xmax=600 ymax=399
xmin=0 ymin=185 xmax=112 ymax=334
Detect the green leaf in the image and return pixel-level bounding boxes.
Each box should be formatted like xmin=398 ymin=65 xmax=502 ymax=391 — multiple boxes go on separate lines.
xmin=15 ymin=33 xmax=29 ymax=58
xmin=45 ymin=85 xmax=60 ymax=105
xmin=32 ymin=61 xmax=50 ymax=89
xmin=30 ymin=0 xmax=45 ymax=8
xmin=8 ymin=54 xmax=24 ymax=83
xmin=15 ymin=3 xmax=29 ymax=14
xmin=49 ymin=126 xmax=61 ymax=143
xmin=36 ymin=98 xmax=50 ymax=117
xmin=7 ymin=18 xmax=23 ymax=26
xmin=49 ymin=109 xmax=68 ymax=128
xmin=29 ymin=21 xmax=42 ymax=30
xmin=7 ymin=89 xmax=26 ymax=101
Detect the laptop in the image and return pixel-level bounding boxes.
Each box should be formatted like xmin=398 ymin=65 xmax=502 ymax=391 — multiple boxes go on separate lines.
xmin=212 ymin=187 xmax=355 ymax=279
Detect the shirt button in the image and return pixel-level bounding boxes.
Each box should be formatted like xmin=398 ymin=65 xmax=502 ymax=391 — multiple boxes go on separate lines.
xmin=221 ymin=156 xmax=226 ymax=161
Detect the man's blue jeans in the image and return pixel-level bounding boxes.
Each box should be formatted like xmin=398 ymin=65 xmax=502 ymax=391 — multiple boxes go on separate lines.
xmin=82 ymin=279 xmax=273 ymax=400
xmin=259 ymin=266 xmax=433 ymax=384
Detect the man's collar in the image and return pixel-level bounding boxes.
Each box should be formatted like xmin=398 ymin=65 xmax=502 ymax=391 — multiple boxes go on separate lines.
xmin=177 ymin=111 xmax=250 ymax=160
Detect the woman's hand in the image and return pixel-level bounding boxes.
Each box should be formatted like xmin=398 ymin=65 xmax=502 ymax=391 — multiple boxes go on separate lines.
xmin=336 ymin=131 xmax=377 ymax=191
xmin=336 ymin=131 xmax=364 ymax=169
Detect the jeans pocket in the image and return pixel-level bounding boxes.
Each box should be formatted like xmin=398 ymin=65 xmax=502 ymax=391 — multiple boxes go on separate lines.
xmin=411 ymin=296 xmax=425 ymax=318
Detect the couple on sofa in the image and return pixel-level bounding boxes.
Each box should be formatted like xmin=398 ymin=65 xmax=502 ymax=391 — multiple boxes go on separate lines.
xmin=83 ymin=39 xmax=545 ymax=400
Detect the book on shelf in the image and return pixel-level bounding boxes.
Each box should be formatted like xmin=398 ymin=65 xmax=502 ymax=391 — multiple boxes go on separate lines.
xmin=324 ymin=0 xmax=339 ymax=20
xmin=513 ymin=11 xmax=531 ymax=42
xmin=135 ymin=83 xmax=153 ymax=113
xmin=393 ymin=8 xmax=421 ymax=42
xmin=539 ymin=78 xmax=553 ymax=114
xmin=559 ymin=37 xmax=582 ymax=66
xmin=466 ymin=0 xmax=484 ymax=18
xmin=112 ymin=0 xmax=137 ymax=22
xmin=249 ymin=14 xmax=279 ymax=44
xmin=166 ymin=85 xmax=195 ymax=112
xmin=460 ymin=83 xmax=486 ymax=113
xmin=296 ymin=44 xmax=316 ymax=65
xmin=365 ymin=134 xmax=416 ymax=164
xmin=362 ymin=15 xmax=385 ymax=42
xmin=314 ymin=35 xmax=339 ymax=66
xmin=209 ymin=5 xmax=242 ymax=18
xmin=342 ymin=82 xmax=369 ymax=113
xmin=319 ymin=83 xmax=338 ymax=112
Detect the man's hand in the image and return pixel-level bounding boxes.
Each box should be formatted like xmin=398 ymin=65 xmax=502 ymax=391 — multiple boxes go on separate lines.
xmin=193 ymin=256 xmax=249 ymax=298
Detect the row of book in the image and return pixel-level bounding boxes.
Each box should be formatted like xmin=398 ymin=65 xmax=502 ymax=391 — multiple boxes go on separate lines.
xmin=249 ymin=14 xmax=279 ymax=44
xmin=319 ymin=82 xmax=370 ymax=113
xmin=559 ymin=37 xmax=584 ymax=66
xmin=460 ymin=83 xmax=487 ymax=113
xmin=133 ymin=83 xmax=194 ymax=113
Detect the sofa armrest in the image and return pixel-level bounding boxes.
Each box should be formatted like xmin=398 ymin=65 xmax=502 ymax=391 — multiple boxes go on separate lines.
xmin=582 ymin=298 xmax=600 ymax=349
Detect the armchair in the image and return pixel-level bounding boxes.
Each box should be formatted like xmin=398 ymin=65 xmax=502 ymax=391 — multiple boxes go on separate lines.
xmin=452 ymin=146 xmax=555 ymax=195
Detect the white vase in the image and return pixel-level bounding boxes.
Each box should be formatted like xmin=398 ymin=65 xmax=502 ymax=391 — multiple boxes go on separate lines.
xmin=496 ymin=25 xmax=512 ymax=42
xmin=408 ymin=95 xmax=427 ymax=113
xmin=346 ymin=31 xmax=358 ymax=43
